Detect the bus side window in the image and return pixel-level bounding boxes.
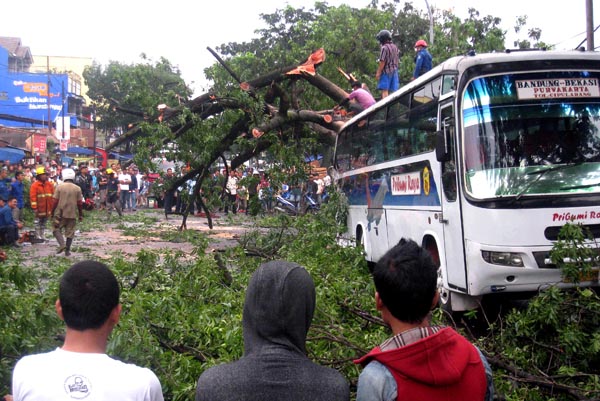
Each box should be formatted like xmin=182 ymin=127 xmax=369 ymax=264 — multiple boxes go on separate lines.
xmin=410 ymin=85 xmax=438 ymax=153
xmin=368 ymin=108 xmax=387 ymax=164
xmin=441 ymin=74 xmax=456 ymax=95
xmin=386 ymin=95 xmax=411 ymax=158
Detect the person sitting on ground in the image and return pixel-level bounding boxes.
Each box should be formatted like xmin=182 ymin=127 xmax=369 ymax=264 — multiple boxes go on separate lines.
xmin=354 ymin=238 xmax=494 ymax=401
xmin=10 ymin=260 xmax=164 ymax=401
xmin=337 ymin=81 xmax=376 ymax=115
xmin=196 ymin=261 xmax=350 ymax=401
xmin=0 ymin=196 xmax=23 ymax=248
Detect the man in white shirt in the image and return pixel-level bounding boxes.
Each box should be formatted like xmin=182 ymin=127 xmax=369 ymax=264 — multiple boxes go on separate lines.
xmin=225 ymin=170 xmax=238 ymax=214
xmin=117 ymin=170 xmax=131 ymax=211
xmin=10 ymin=260 xmax=164 ymax=401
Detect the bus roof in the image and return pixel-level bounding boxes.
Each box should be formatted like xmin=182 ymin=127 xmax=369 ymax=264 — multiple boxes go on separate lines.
xmin=341 ymin=49 xmax=600 ymax=130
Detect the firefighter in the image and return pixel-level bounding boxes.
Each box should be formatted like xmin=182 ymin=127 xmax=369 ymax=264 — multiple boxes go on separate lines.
xmin=29 ymin=167 xmax=54 ymax=242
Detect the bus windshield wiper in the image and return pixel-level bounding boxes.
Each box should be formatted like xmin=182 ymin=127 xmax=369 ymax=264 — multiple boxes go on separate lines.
xmin=514 ymin=162 xmax=582 ymax=201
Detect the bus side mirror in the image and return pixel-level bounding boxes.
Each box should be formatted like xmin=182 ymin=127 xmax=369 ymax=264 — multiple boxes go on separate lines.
xmin=436 ymin=130 xmax=450 ymax=162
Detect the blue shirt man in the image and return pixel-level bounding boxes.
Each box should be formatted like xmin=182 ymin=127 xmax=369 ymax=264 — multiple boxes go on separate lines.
xmin=413 ymin=39 xmax=432 ymax=80
xmin=9 ymin=171 xmax=25 ymax=224
xmin=0 ymin=196 xmax=22 ymax=247
xmin=0 ymin=168 xmax=12 ymax=202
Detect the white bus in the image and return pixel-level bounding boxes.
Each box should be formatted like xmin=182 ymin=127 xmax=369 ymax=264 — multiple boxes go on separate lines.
xmin=333 ymin=50 xmax=600 ymax=311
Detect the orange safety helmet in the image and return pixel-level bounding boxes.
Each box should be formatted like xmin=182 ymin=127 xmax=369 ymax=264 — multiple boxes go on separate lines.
xmin=415 ymin=39 xmax=428 ymax=48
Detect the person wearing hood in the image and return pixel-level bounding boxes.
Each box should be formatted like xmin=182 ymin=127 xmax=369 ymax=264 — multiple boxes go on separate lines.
xmin=354 ymin=238 xmax=494 ymax=401
xmin=195 ymin=261 xmax=350 ymax=401
xmin=51 ymin=168 xmax=83 ymax=256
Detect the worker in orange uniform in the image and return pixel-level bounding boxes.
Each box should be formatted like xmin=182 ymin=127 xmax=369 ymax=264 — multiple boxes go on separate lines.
xmin=29 ymin=166 xmax=54 ymax=243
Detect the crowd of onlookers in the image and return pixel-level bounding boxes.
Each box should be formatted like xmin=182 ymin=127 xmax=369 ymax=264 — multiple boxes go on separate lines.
xmin=0 ymin=156 xmax=334 ymax=249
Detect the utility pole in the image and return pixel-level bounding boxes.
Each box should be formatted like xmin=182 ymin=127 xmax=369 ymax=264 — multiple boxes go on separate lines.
xmin=61 ymin=81 xmax=66 ymax=159
xmin=424 ymin=0 xmax=434 ymax=45
xmin=46 ymin=56 xmax=51 ymax=136
xmin=586 ymin=0 xmax=594 ymax=51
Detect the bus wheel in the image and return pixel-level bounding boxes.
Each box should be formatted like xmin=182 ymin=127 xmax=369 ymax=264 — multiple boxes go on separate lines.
xmin=355 ymin=226 xmax=364 ymax=250
xmin=356 ymin=227 xmax=374 ymax=272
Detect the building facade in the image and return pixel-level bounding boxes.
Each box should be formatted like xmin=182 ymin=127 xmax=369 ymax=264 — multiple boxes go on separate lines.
xmin=0 ymin=37 xmax=94 ymax=159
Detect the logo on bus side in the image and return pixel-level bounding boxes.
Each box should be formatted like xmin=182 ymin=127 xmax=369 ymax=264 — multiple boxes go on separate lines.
xmin=391 ymin=172 xmax=421 ymax=195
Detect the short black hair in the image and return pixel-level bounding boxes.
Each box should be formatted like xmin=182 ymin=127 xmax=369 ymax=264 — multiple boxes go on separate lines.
xmin=372 ymin=238 xmax=437 ymax=324
xmin=59 ymin=261 xmax=120 ymax=330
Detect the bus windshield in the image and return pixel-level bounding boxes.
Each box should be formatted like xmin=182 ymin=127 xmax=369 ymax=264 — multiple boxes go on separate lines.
xmin=462 ymin=71 xmax=600 ymax=199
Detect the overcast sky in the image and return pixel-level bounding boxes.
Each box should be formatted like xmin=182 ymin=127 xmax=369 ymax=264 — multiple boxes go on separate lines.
xmin=2 ymin=0 xmax=598 ymax=96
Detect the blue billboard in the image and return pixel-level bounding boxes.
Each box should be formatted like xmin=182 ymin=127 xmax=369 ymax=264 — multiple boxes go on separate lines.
xmin=0 ymin=46 xmax=74 ymax=129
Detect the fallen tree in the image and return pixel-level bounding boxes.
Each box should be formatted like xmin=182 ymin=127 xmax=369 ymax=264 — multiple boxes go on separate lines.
xmin=106 ymin=48 xmax=351 ymax=230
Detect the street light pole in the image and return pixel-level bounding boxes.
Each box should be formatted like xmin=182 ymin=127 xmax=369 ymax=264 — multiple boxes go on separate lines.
xmin=586 ymin=0 xmax=594 ymax=51
xmin=424 ymin=0 xmax=434 ymax=45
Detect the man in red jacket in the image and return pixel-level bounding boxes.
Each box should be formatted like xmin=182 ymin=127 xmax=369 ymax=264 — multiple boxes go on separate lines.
xmin=354 ymin=238 xmax=494 ymax=401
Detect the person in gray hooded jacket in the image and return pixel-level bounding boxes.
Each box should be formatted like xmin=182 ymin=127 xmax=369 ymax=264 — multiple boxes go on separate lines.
xmin=195 ymin=261 xmax=350 ymax=401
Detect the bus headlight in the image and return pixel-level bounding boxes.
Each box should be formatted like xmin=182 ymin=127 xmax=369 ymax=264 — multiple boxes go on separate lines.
xmin=481 ymin=251 xmax=524 ymax=267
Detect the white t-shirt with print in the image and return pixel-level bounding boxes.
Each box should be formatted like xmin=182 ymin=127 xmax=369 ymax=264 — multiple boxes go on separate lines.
xmin=118 ymin=173 xmax=131 ymax=191
xmin=12 ymin=348 xmax=164 ymax=401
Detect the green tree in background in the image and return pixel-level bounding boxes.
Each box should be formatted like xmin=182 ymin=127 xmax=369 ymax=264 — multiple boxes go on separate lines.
xmin=83 ymin=55 xmax=192 ymax=152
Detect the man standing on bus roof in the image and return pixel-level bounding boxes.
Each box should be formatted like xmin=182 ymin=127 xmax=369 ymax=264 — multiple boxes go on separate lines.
xmin=375 ymin=30 xmax=400 ymax=99
xmin=412 ymin=39 xmax=432 ymax=81
xmin=354 ymin=238 xmax=494 ymax=401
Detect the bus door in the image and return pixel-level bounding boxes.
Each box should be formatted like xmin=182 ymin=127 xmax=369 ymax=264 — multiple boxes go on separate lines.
xmin=365 ymin=169 xmax=390 ymax=262
xmin=438 ymin=102 xmax=468 ymax=292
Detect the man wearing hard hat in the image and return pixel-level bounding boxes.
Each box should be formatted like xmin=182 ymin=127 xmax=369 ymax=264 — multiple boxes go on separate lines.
xmin=51 ymin=168 xmax=83 ymax=256
xmin=29 ymin=167 xmax=54 ymax=243
xmin=412 ymin=39 xmax=432 ymax=80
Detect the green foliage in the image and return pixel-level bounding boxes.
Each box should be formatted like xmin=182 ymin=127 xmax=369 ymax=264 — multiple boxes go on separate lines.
xmin=491 ymin=222 xmax=600 ymax=400
xmin=0 ymin=255 xmax=68 ymax=395
xmin=550 ymin=223 xmax=599 ymax=284
xmin=83 ymin=55 xmax=192 ymax=138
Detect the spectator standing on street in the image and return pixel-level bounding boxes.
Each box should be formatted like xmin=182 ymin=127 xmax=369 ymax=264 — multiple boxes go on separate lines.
xmin=9 ymin=171 xmax=25 ymax=224
xmin=196 ymin=261 xmax=349 ymax=401
xmin=30 ymin=167 xmax=54 ymax=243
xmin=118 ymin=168 xmax=131 ymax=212
xmin=225 ymin=170 xmax=238 ymax=214
xmin=135 ymin=168 xmax=145 ymax=208
xmin=354 ymin=238 xmax=494 ymax=401
xmin=105 ymin=169 xmax=122 ymax=218
xmin=10 ymin=260 xmax=164 ymax=401
xmin=97 ymin=169 xmax=108 ymax=210
xmin=0 ymin=167 xmax=12 ymax=203
xmin=74 ymin=164 xmax=93 ymax=200
xmin=128 ymin=166 xmax=138 ymax=212
xmin=51 ymin=168 xmax=83 ymax=256
xmin=375 ymin=29 xmax=400 ymax=99
xmin=163 ymin=168 xmax=176 ymax=215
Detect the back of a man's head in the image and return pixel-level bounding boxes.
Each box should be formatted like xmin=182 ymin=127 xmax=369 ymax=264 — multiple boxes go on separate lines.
xmin=59 ymin=261 xmax=120 ymax=330
xmin=373 ymin=238 xmax=437 ymax=324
